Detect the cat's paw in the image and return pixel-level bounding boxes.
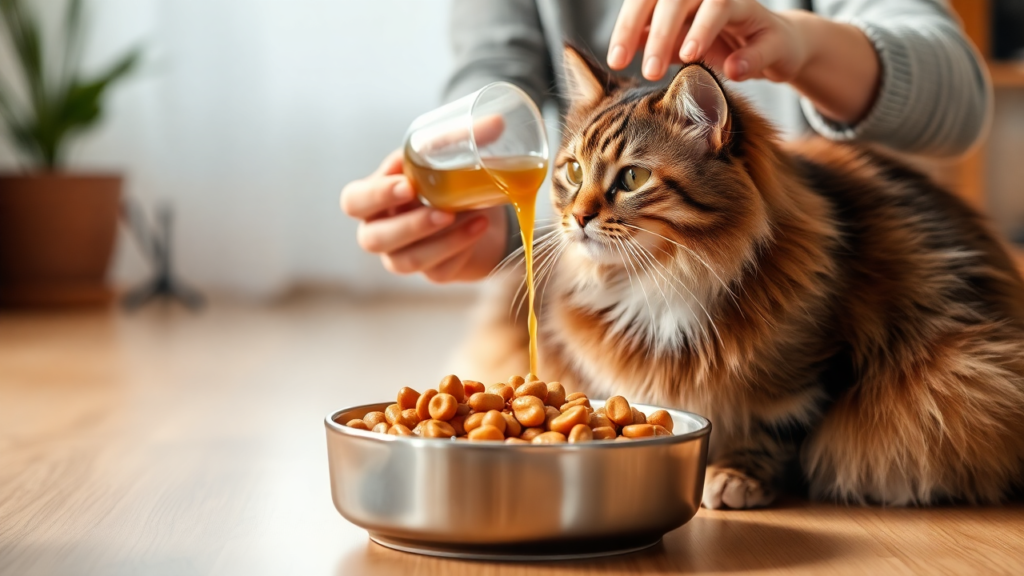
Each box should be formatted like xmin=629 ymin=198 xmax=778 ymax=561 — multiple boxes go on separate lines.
xmin=702 ymin=466 xmax=775 ymax=510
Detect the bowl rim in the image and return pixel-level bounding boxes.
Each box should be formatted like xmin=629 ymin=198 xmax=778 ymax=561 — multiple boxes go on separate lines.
xmin=324 ymin=399 xmax=711 ymax=449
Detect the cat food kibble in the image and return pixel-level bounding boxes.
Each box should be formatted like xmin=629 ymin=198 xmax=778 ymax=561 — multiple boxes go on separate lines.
xmin=346 ymin=419 xmax=369 ymax=430
xmin=343 ymin=374 xmax=675 ymax=443
xmin=546 ymin=382 xmax=566 ymax=407
xmin=469 ymin=425 xmax=505 ymax=441
xmin=470 ymin=392 xmax=505 ymax=412
xmin=511 ymin=395 xmax=546 ymax=427
xmin=501 ymin=412 xmax=522 ymax=438
xmin=481 ymin=410 xmax=507 ymax=434
xmin=568 ymin=423 xmax=593 ymax=443
xmin=622 ymin=424 xmax=656 ymax=438
xmin=605 ymin=396 xmax=633 ymax=426
xmin=463 ymin=412 xmax=486 ymax=433
xmin=397 ymin=387 xmax=420 ymax=410
xmin=415 ymin=389 xmax=438 ymax=421
xmin=439 ymin=374 xmax=466 ymax=403
xmin=532 ymin=431 xmax=567 ymax=444
xmin=384 ymin=404 xmax=403 ymax=425
xmin=363 ymin=411 xmax=387 ymax=428
xmin=487 ymin=383 xmax=515 ymax=402
xmin=388 ymin=423 xmax=413 ymax=436
xmin=463 ymin=380 xmax=486 ymax=396
xmin=647 ymin=410 xmax=674 ymax=432
xmin=514 ymin=381 xmax=548 ymax=402
xmin=549 ymin=405 xmax=589 ymax=435
xmin=520 ymin=427 xmax=545 ymax=442
xmin=631 ymin=407 xmax=647 ymax=425
xmin=428 ymin=393 xmax=458 ymax=421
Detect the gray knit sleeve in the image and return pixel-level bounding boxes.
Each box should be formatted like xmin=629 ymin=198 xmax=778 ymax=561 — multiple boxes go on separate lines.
xmin=444 ymin=1 xmax=551 ymax=259
xmin=444 ymin=0 xmax=554 ymax=107
xmin=802 ymin=0 xmax=991 ymax=156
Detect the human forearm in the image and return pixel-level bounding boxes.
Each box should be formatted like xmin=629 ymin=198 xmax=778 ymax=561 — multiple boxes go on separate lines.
xmin=785 ymin=10 xmax=880 ymax=126
xmin=444 ymin=0 xmax=552 ymax=106
xmin=798 ymin=0 xmax=990 ymax=156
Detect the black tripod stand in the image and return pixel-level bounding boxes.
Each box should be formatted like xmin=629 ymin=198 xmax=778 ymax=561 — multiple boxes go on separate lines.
xmin=121 ymin=198 xmax=204 ymax=311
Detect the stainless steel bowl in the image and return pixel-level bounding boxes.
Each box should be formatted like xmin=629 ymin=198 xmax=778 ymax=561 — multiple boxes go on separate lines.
xmin=325 ymin=400 xmax=710 ymax=560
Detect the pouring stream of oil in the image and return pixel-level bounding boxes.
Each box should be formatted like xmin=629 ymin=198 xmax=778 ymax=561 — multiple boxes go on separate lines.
xmin=404 ymin=155 xmax=548 ymax=374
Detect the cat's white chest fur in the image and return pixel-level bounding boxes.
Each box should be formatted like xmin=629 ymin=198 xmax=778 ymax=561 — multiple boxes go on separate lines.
xmin=558 ymin=255 xmax=713 ymax=354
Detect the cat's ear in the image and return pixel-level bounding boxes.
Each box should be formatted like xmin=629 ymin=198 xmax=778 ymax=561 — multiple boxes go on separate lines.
xmin=662 ymin=64 xmax=730 ymax=152
xmin=562 ymin=44 xmax=607 ymax=108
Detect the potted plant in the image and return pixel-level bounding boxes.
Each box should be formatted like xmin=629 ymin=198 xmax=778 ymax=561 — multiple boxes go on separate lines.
xmin=0 ymin=0 xmax=139 ymax=306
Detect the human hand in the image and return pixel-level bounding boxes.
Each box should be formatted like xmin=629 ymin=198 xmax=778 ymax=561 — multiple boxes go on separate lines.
xmin=340 ymin=150 xmax=509 ymax=283
xmin=607 ymin=0 xmax=813 ymax=84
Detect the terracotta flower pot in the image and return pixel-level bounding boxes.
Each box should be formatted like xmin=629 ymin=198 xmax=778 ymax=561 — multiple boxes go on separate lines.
xmin=0 ymin=173 xmax=121 ymax=307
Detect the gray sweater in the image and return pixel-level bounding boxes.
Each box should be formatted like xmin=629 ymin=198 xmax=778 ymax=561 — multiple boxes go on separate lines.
xmin=444 ymin=0 xmax=990 ymax=157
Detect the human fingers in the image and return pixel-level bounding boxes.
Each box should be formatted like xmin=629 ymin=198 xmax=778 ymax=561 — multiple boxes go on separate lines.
xmin=724 ymin=29 xmax=789 ymax=81
xmin=381 ymin=216 xmax=489 ymax=276
xmin=356 ymin=206 xmax=456 ymax=254
xmin=701 ymin=38 xmax=734 ymax=72
xmin=680 ymin=0 xmax=738 ymax=62
xmin=608 ymin=0 xmax=658 ymax=70
xmin=340 ymin=174 xmax=415 ymax=220
xmin=642 ymin=0 xmax=695 ymax=80
xmin=422 ymin=244 xmax=477 ymax=284
xmin=374 ymin=149 xmax=405 ymax=176
xmin=421 ymin=114 xmax=507 ymax=153
xmin=473 ymin=114 xmax=506 ymax=148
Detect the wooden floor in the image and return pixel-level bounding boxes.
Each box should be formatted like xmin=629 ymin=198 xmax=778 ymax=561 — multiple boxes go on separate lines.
xmin=1 ymin=293 xmax=1022 ymax=576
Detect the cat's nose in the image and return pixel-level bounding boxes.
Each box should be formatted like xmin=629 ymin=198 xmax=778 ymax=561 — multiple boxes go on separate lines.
xmin=573 ymin=209 xmax=599 ymax=229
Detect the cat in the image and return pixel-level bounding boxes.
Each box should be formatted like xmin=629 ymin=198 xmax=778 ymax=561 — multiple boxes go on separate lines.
xmin=459 ymin=45 xmax=1024 ymax=509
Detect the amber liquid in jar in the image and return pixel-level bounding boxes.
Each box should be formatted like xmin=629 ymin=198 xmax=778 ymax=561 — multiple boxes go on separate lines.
xmin=403 ymin=154 xmax=548 ymax=374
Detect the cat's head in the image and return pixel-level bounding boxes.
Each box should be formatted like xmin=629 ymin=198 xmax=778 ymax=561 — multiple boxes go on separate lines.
xmin=552 ymin=45 xmax=775 ymax=301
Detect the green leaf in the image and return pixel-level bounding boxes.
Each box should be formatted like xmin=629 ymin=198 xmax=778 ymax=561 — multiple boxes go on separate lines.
xmin=60 ymin=0 xmax=84 ymax=92
xmin=0 ymin=0 xmax=48 ymax=117
xmin=0 ymin=0 xmax=142 ymax=170
xmin=47 ymin=49 xmax=141 ymax=162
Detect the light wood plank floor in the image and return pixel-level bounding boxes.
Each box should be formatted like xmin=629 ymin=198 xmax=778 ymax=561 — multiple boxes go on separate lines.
xmin=1 ymin=294 xmax=1022 ymax=575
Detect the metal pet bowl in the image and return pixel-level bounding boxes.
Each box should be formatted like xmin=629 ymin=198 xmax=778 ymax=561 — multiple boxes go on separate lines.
xmin=325 ymin=400 xmax=710 ymax=561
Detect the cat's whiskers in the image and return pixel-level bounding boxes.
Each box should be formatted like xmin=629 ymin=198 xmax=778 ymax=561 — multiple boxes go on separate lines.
xmin=489 ymin=226 xmax=560 ymax=280
xmin=626 ymin=235 xmax=719 ymax=348
xmin=499 ymin=232 xmax=560 ymax=307
xmin=538 ymin=240 xmax=570 ymax=316
xmin=505 ymin=232 xmax=563 ymax=321
xmin=620 ymin=222 xmax=740 ymax=306
xmin=618 ymin=235 xmax=676 ymax=356
xmin=515 ymin=236 xmax=567 ymax=321
xmin=510 ymin=223 xmax=571 ymax=322
xmin=623 ymin=235 xmax=699 ymax=344
xmin=612 ymin=236 xmax=657 ymax=357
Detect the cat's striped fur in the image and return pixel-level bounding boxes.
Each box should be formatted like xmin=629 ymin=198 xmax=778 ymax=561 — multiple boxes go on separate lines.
xmin=460 ymin=46 xmax=1024 ymax=508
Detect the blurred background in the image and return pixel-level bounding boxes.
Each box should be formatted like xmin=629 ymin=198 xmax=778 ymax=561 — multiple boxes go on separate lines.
xmin=0 ymin=0 xmax=1020 ymax=304
xmin=0 ymin=0 xmax=463 ymax=301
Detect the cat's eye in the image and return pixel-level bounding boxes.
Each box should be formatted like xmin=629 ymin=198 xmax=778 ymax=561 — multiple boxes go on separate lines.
xmin=619 ymin=166 xmax=651 ymax=191
xmin=565 ymin=161 xmax=583 ymax=185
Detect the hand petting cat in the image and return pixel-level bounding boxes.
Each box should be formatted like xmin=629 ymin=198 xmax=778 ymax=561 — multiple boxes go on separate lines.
xmin=608 ymin=0 xmax=880 ymax=125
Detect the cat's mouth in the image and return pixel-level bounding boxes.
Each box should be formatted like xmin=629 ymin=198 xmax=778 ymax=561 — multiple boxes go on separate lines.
xmin=562 ymin=224 xmax=622 ymax=265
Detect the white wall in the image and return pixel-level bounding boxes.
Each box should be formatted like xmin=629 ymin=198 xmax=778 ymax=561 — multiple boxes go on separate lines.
xmin=5 ymin=1 xmax=1023 ymax=299
xmin=0 ymin=0 xmax=457 ymax=298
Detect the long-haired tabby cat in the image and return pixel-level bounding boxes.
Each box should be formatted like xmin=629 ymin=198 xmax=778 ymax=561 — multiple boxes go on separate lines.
xmin=461 ymin=45 xmax=1024 ymax=508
